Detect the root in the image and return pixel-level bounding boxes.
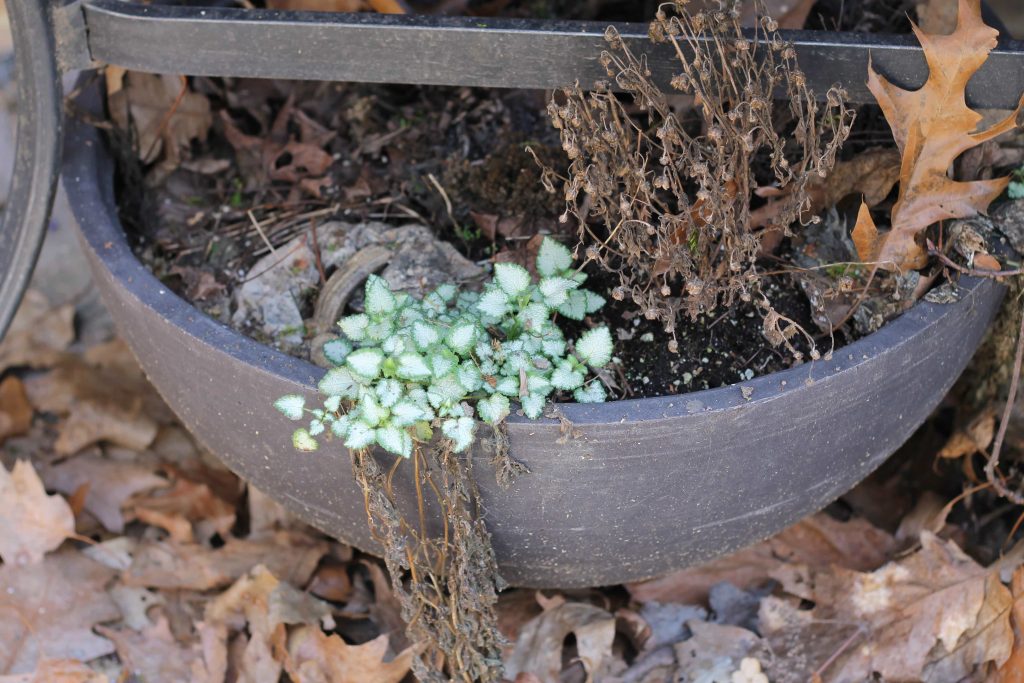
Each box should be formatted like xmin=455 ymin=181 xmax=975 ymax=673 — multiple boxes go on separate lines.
xmin=351 ymin=446 xmax=505 ymax=682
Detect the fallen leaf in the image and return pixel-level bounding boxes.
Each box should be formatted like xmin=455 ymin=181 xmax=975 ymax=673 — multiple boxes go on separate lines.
xmin=854 ymin=0 xmax=1024 ymax=269
xmin=0 ymin=551 xmax=120 ymax=674
xmin=673 ymin=620 xmax=762 ymax=682
xmin=627 ymin=513 xmax=896 ymax=604
xmin=248 ymin=484 xmax=301 ymax=535
xmin=0 ymin=460 xmax=75 ymax=565
xmin=199 ymin=565 xmax=337 ymax=683
xmin=108 ymin=72 xmax=212 ymax=169
xmin=96 ymin=617 xmax=198 ymax=683
xmin=762 ymin=533 xmax=1014 ymax=683
xmin=169 ymin=265 xmax=225 ymax=301
xmin=0 ymin=659 xmax=108 ymax=683
xmin=42 ymin=451 xmax=168 ymax=533
xmin=123 ymin=532 xmax=328 ymax=591
xmin=0 ymin=290 xmax=74 ymax=372
xmin=284 ymin=627 xmax=417 ymax=683
xmin=128 ymin=477 xmax=236 ymax=543
xmin=505 ymin=600 xmax=617 ymax=682
xmin=975 ymin=252 xmax=1002 ymax=271
xmin=0 ymin=376 xmax=33 ymax=444
xmin=992 ymin=565 xmax=1024 ymax=682
xmin=108 ymin=584 xmax=166 ymax=631
xmin=307 ymin=564 xmax=353 ymax=603
xmin=939 ymin=409 xmax=997 ymax=459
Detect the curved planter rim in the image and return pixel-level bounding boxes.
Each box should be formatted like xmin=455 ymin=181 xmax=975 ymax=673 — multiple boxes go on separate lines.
xmin=61 ymin=80 xmax=1005 ymax=588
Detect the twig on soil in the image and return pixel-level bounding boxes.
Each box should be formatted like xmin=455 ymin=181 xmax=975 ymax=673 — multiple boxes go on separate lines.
xmin=426 ymin=173 xmax=466 ymax=239
xmin=247 ymin=209 xmax=277 ymax=254
xmin=927 ymin=239 xmax=1024 ymax=278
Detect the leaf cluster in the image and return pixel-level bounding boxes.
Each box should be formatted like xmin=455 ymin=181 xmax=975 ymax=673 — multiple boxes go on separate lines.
xmin=540 ymin=0 xmax=852 ymax=348
xmin=275 ymin=238 xmax=613 ymax=457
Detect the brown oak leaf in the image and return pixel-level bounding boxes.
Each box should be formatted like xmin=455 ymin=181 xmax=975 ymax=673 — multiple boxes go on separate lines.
xmin=853 ymin=0 xmax=1024 ymax=270
xmin=0 ymin=659 xmax=108 ymax=683
xmin=0 ymin=460 xmax=75 ymax=565
xmin=0 ymin=551 xmax=120 ymax=674
xmin=284 ymin=627 xmax=418 ymax=683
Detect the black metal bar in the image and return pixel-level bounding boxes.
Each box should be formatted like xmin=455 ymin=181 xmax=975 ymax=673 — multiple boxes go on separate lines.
xmin=81 ymin=0 xmax=1024 ymax=108
xmin=0 ymin=0 xmax=63 ymax=338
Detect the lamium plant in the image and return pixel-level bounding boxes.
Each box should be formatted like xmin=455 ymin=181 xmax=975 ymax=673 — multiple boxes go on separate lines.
xmin=274 ymin=236 xmax=612 ymax=456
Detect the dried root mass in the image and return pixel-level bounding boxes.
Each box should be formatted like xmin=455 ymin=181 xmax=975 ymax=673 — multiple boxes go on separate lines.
xmin=543 ymin=0 xmax=853 ymax=351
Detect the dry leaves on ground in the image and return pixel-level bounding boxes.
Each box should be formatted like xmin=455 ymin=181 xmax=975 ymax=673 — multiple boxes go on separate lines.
xmin=852 ymin=0 xmax=1024 ymax=270
xmin=0 ymin=460 xmax=74 ymax=565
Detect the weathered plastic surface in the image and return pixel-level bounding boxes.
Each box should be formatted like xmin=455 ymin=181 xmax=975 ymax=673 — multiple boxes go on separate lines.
xmin=63 ymin=85 xmax=1004 ymax=588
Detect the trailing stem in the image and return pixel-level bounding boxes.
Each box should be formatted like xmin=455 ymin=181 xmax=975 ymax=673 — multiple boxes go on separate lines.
xmin=351 ymin=442 xmax=505 ymax=682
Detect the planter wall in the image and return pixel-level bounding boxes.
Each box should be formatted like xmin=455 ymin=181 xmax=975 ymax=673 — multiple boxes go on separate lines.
xmin=63 ymin=84 xmax=1005 ymax=588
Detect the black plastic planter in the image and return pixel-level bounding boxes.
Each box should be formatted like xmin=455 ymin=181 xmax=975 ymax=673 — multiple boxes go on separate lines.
xmin=63 ymin=83 xmax=1005 ymax=588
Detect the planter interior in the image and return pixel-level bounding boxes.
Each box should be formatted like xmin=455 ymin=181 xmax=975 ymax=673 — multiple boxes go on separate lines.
xmin=62 ymin=80 xmax=1005 ymax=587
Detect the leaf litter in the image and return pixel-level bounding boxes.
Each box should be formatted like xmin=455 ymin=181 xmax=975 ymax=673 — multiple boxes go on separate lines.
xmin=16 ymin=1 xmax=1024 ymax=681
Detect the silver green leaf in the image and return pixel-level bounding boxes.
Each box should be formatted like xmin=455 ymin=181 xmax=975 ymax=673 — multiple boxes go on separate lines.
xmin=376 ymin=424 xmax=412 ymax=458
xmin=520 ymin=393 xmax=546 ymax=419
xmin=344 ymin=420 xmax=376 ymax=449
xmin=441 ymin=417 xmax=476 ymax=453
xmin=477 ymin=393 xmax=510 ymax=425
xmin=476 ymin=287 xmax=510 ymax=319
xmin=446 ymin=321 xmax=478 ymax=355
xmin=338 ymin=313 xmax=369 ymax=341
xmin=538 ymin=276 xmax=578 ymax=308
xmin=346 ymin=348 xmax=385 ymax=379
xmin=375 ymin=378 xmax=403 ymax=408
xmin=322 ymin=338 xmax=352 ymax=365
xmin=364 ymin=274 xmax=397 ymax=316
xmin=574 ymin=381 xmax=607 ymax=403
xmin=536 ymin=237 xmax=574 ymax=277
xmin=576 ymin=326 xmax=613 ymax=367
xmin=396 ymin=352 xmax=431 ymax=381
xmin=551 ymin=362 xmax=584 ymax=391
xmin=274 ymin=395 xmax=306 ymax=421
xmin=412 ymin=321 xmax=441 ymax=350
xmin=494 ymin=263 xmax=531 ymax=297
xmin=318 ymin=367 xmax=359 ymax=398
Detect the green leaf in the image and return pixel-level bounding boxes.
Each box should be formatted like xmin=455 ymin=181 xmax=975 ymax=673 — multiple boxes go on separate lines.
xmin=574 ymin=381 xmax=607 ymax=403
xmin=520 ymin=394 xmax=545 ymax=419
xmin=538 ymin=276 xmax=578 ymax=308
xmin=324 ymin=394 xmax=342 ymax=413
xmin=518 ymin=302 xmax=551 ymax=332
xmin=551 ymin=362 xmax=584 ymax=391
xmin=446 ymin=321 xmax=478 ymax=355
xmin=364 ymin=275 xmax=397 ymax=316
xmin=330 ymin=414 xmax=350 ymax=437
xmin=494 ymin=263 xmax=531 ymax=297
xmin=344 ymin=420 xmax=375 ymax=449
xmin=292 ymin=428 xmax=319 ymax=452
xmin=477 ymin=288 xmax=510 ymax=319
xmin=391 ymin=400 xmax=428 ymax=427
xmin=441 ymin=417 xmax=476 ymax=453
xmin=318 ymin=367 xmax=359 ymax=398
xmin=541 ymin=335 xmax=566 ymax=358
xmin=412 ymin=321 xmax=441 ymax=350
xmin=365 ymin=318 xmax=395 ymax=343
xmin=346 ymin=348 xmax=385 ymax=379
xmin=357 ymin=390 xmax=388 ymax=427
xmin=583 ymin=289 xmax=606 ymax=314
xmin=557 ymin=289 xmax=588 ymax=320
xmin=308 ymin=419 xmax=325 ymax=437
xmin=536 ymin=237 xmax=574 ymax=277
xmin=382 ymin=335 xmax=407 ymax=356
xmin=376 ymin=424 xmax=412 ymax=458
xmin=457 ymin=361 xmax=483 ymax=392
xmin=322 ymin=338 xmax=352 ymax=365
xmin=494 ymin=375 xmax=520 ymax=397
xmin=478 ymin=393 xmax=510 ymax=425
xmin=526 ymin=373 xmax=552 ymax=396
xmin=427 ymin=375 xmax=466 ymax=409
xmin=274 ymin=395 xmax=306 ymax=421
xmin=375 ymin=379 xmax=403 ymax=408
xmin=338 ymin=313 xmax=369 ymax=341
xmin=396 ymin=352 xmax=431 ymax=381
xmin=430 ymin=350 xmax=458 ymax=379
xmin=576 ymin=327 xmax=613 ymax=367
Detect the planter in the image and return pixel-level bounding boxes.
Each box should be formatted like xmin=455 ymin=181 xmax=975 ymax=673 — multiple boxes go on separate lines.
xmin=63 ymin=82 xmax=1005 ymax=588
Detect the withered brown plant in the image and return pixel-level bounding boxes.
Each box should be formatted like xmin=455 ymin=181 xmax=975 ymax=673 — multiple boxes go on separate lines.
xmin=542 ymin=0 xmax=854 ymax=353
